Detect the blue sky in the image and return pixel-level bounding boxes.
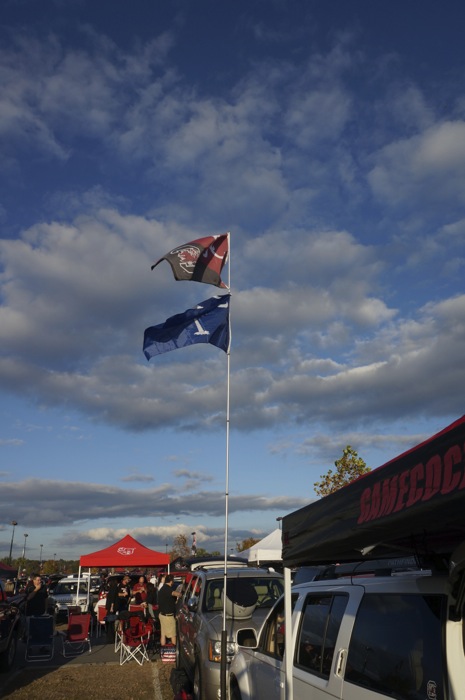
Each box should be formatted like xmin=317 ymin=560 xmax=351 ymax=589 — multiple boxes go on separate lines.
xmin=1 ymin=0 xmax=465 ymax=563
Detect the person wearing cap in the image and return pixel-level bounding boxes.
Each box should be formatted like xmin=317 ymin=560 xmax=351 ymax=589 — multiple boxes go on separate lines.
xmin=158 ymin=574 xmax=181 ymax=646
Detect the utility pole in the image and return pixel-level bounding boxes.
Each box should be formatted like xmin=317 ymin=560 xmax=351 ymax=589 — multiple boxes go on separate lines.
xmin=8 ymin=521 xmax=17 ymax=564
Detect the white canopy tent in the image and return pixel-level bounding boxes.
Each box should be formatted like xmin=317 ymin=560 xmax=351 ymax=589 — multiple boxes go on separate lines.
xmin=243 ymin=528 xmax=282 ymax=565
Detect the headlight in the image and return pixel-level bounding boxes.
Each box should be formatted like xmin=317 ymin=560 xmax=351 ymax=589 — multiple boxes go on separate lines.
xmin=208 ymin=639 xmax=236 ymax=662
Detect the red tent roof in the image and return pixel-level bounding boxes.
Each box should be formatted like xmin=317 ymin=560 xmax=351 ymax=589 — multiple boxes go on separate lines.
xmin=79 ymin=534 xmax=170 ymax=568
xmin=0 ymin=561 xmax=17 ymax=577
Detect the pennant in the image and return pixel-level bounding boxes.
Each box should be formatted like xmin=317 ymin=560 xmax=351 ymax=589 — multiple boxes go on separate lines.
xmin=151 ymin=234 xmax=229 ymax=288
xmin=143 ymin=294 xmax=231 ymax=359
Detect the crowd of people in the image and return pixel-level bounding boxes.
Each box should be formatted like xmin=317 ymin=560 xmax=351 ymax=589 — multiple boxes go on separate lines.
xmin=102 ymin=572 xmax=182 ymax=647
xmin=3 ymin=569 xmax=184 ymax=650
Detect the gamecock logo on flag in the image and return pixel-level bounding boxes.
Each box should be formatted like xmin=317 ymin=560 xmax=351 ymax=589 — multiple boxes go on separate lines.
xmin=117 ymin=547 xmax=135 ymax=556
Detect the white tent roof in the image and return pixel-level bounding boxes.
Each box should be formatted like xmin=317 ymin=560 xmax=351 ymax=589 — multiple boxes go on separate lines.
xmin=243 ymin=528 xmax=282 ymax=564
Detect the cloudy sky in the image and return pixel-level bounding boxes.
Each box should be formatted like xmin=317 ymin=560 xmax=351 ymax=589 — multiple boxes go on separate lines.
xmin=1 ymin=0 xmax=465 ymax=564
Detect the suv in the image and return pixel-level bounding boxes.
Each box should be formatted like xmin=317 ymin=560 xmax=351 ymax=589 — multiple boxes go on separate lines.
xmin=229 ymin=563 xmax=463 ymax=700
xmin=177 ymin=566 xmax=283 ymax=700
xmin=0 ymin=581 xmax=24 ymax=672
xmin=47 ymin=578 xmax=90 ymax=619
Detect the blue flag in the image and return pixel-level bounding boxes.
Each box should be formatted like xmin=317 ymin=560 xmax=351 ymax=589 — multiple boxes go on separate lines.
xmin=143 ymin=294 xmax=231 ymax=359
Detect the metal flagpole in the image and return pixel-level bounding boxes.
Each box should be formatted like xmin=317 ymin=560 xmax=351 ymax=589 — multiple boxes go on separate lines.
xmin=220 ymin=231 xmax=231 ymax=700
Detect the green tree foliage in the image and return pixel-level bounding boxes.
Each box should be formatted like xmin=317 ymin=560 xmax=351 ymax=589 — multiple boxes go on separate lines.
xmin=236 ymin=537 xmax=260 ymax=552
xmin=314 ymin=445 xmax=370 ymax=497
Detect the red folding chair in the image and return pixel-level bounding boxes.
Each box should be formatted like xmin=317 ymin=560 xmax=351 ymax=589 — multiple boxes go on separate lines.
xmin=61 ymin=612 xmax=92 ymax=656
xmin=119 ymin=615 xmax=151 ymax=665
xmin=96 ymin=604 xmax=107 ymax=637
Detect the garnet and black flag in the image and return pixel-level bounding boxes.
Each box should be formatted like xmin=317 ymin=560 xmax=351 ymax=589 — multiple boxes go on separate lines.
xmin=151 ymin=234 xmax=229 ymax=288
xmin=143 ymin=294 xmax=231 ymax=359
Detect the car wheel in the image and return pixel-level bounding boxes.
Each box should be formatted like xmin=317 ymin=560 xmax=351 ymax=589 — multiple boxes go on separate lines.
xmin=0 ymin=634 xmax=17 ymax=673
xmin=175 ymin=635 xmax=182 ymax=669
xmin=193 ymin=659 xmax=202 ymax=700
xmin=230 ymin=679 xmax=242 ymax=700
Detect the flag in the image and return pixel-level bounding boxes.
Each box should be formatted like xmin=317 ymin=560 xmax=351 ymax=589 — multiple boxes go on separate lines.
xmin=151 ymin=234 xmax=229 ymax=288
xmin=143 ymin=294 xmax=231 ymax=359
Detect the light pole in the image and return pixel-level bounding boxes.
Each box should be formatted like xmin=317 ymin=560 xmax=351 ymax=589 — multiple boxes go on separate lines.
xmin=39 ymin=544 xmax=43 ymax=570
xmin=22 ymin=533 xmax=28 ymax=559
xmin=53 ymin=553 xmax=57 ymax=572
xmin=8 ymin=521 xmax=17 ymax=564
xmin=276 ymin=516 xmax=283 ymax=530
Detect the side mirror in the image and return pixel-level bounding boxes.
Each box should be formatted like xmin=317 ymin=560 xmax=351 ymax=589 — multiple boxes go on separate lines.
xmin=187 ymin=596 xmax=198 ymax=612
xmin=237 ymin=628 xmax=258 ymax=648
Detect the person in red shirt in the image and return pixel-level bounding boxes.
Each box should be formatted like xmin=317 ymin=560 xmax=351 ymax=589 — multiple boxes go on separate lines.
xmin=131 ymin=575 xmax=148 ymax=603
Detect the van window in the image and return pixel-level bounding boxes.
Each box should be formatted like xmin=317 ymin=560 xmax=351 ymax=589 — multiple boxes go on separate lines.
xmin=260 ymin=594 xmax=298 ymax=659
xmin=345 ymin=593 xmax=446 ymax=700
xmin=295 ymin=593 xmax=348 ymax=678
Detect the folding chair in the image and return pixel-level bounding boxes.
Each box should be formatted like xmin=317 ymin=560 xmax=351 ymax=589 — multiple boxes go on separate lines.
xmin=25 ymin=615 xmax=55 ymax=662
xmin=119 ymin=615 xmax=151 ymax=665
xmin=96 ymin=603 xmax=107 ymax=637
xmin=61 ymin=612 xmax=92 ymax=656
xmin=128 ymin=603 xmax=145 ymax=613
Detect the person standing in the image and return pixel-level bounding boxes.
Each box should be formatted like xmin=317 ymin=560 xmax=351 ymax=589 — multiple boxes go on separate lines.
xmin=145 ymin=580 xmax=158 ymax=619
xmin=117 ymin=575 xmax=131 ymax=612
xmin=132 ymin=575 xmax=148 ymax=603
xmin=23 ymin=574 xmax=49 ymax=642
xmin=158 ymin=574 xmax=180 ymax=646
xmin=105 ymin=578 xmax=120 ymax=642
xmin=25 ymin=574 xmax=49 ymax=617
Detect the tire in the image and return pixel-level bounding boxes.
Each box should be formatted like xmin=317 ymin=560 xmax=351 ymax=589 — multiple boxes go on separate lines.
xmin=193 ymin=659 xmax=202 ymax=700
xmin=0 ymin=634 xmax=17 ymax=673
xmin=230 ymin=680 xmax=242 ymax=700
xmin=175 ymin=635 xmax=182 ymax=669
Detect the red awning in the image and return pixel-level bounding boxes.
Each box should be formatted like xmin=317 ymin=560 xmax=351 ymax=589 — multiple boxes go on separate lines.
xmin=80 ymin=534 xmax=170 ymax=568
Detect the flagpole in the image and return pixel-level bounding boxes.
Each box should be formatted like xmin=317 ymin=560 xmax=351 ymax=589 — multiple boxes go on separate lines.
xmin=220 ymin=232 xmax=231 ymax=700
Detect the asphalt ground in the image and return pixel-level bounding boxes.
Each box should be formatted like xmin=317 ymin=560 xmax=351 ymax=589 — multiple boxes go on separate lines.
xmin=0 ymin=620 xmax=165 ymax=699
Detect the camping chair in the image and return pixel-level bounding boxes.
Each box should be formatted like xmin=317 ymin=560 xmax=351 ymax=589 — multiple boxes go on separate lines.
xmin=61 ymin=612 xmax=92 ymax=656
xmin=25 ymin=615 xmax=55 ymax=662
xmin=119 ymin=614 xmax=151 ymax=666
xmin=129 ymin=603 xmax=145 ymax=613
xmin=96 ymin=603 xmax=107 ymax=637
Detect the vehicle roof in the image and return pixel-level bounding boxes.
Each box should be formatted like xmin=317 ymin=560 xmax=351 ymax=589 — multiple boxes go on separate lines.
xmin=190 ymin=567 xmax=283 ymax=580
xmin=291 ymin=570 xmax=449 ymax=595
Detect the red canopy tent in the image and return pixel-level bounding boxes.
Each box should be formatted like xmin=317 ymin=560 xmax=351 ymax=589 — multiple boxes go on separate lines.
xmin=0 ymin=561 xmax=17 ymax=578
xmin=79 ymin=534 xmax=170 ymax=568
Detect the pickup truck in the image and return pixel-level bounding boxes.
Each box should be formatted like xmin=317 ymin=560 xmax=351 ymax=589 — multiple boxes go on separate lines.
xmin=0 ymin=581 xmax=25 ymax=672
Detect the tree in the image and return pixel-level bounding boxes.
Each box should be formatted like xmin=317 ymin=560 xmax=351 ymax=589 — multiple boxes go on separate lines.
xmin=314 ymin=445 xmax=370 ymax=497
xmin=236 ymin=537 xmax=260 ymax=552
xmin=171 ymin=534 xmax=191 ymax=561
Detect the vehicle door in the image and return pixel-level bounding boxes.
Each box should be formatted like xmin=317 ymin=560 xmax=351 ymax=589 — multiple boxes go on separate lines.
xmin=247 ymin=596 xmax=291 ymax=700
xmin=292 ymin=585 xmax=364 ymax=700
xmin=178 ymin=574 xmax=202 ymax=667
xmin=341 ymin=589 xmax=449 ymax=700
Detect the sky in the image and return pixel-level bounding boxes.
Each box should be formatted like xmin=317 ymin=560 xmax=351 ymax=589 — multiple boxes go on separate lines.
xmin=1 ymin=0 xmax=465 ymax=564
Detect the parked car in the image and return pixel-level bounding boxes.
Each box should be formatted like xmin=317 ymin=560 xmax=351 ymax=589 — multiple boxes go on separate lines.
xmin=229 ymin=559 xmax=464 ymax=700
xmin=177 ymin=566 xmax=284 ymax=700
xmin=0 ymin=580 xmax=25 ymax=672
xmin=47 ymin=579 xmax=91 ymax=619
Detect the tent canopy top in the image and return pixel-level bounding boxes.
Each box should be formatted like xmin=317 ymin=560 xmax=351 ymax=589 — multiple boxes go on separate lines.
xmin=283 ymin=415 xmax=465 ymax=569
xmin=80 ymin=534 xmax=170 ymax=568
xmin=243 ymin=528 xmax=282 ymax=563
